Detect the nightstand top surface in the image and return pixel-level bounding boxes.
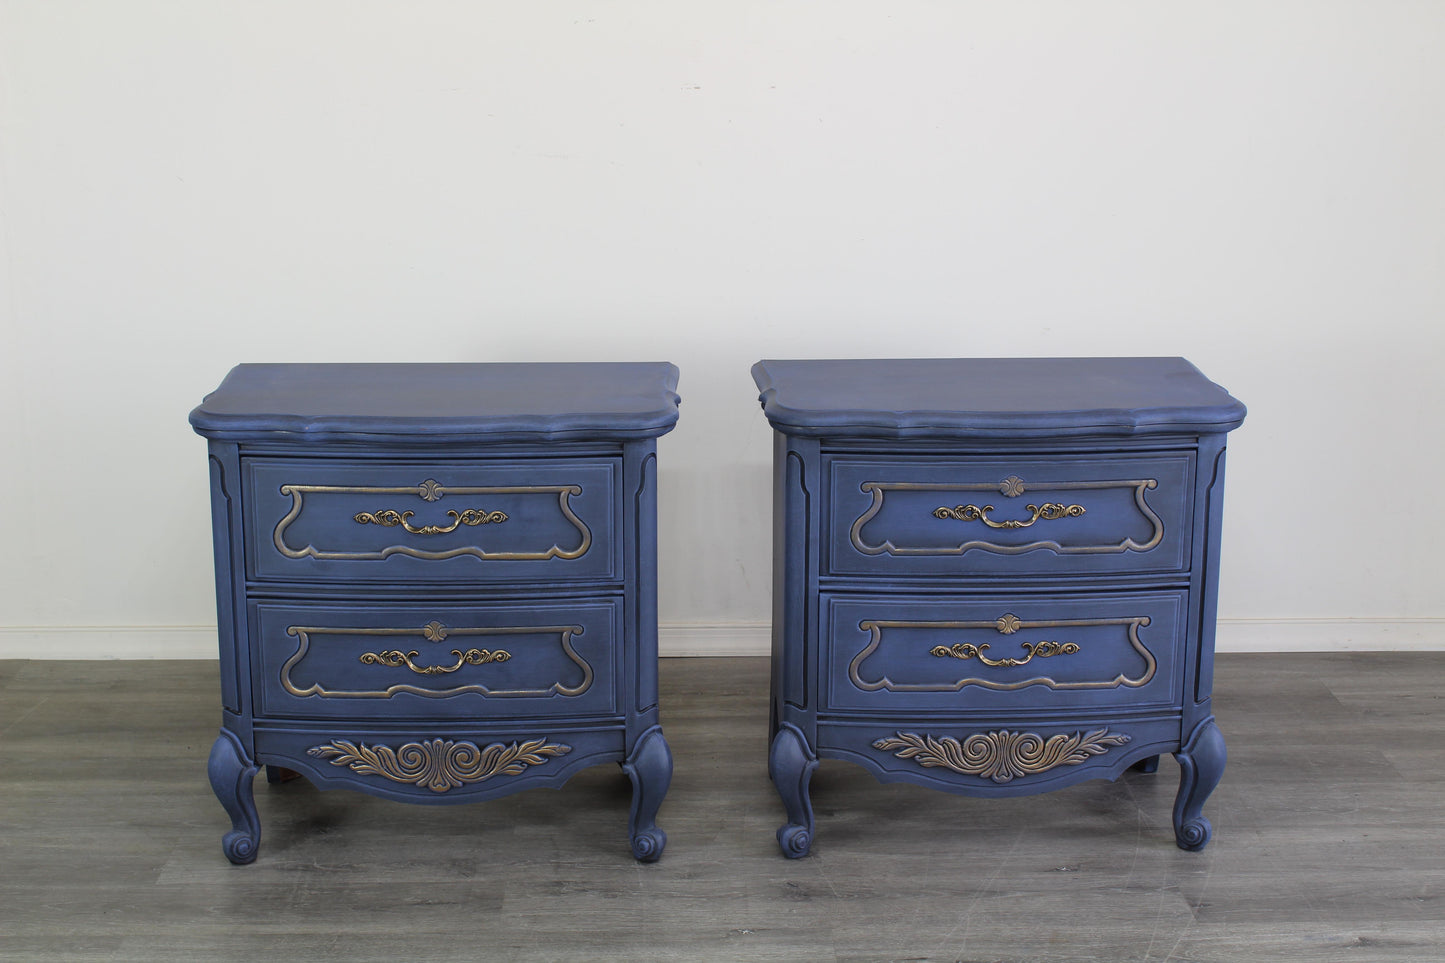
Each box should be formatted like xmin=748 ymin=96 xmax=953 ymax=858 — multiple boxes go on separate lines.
xmin=191 ymin=362 xmax=680 ymax=442
xmin=751 ymin=357 xmax=1245 ymax=438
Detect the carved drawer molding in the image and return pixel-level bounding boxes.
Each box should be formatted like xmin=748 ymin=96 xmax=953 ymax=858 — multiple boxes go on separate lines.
xmin=307 ymin=737 xmax=571 ymax=793
xmin=872 ymin=727 xmax=1132 ymax=784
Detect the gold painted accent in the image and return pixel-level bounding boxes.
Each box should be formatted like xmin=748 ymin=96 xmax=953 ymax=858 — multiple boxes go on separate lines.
xmin=273 ymin=482 xmax=592 ymax=562
xmin=872 ymin=728 xmax=1130 ymax=783
xmin=307 ymin=737 xmax=570 ymax=793
xmin=930 ymin=640 xmax=1080 ymax=667
xmin=932 ymin=502 xmax=1085 ymax=529
xmin=281 ymin=623 xmax=593 ymax=699
xmin=850 ymin=478 xmax=1162 ymax=557
xmin=359 ymin=647 xmax=511 ymax=675
xmin=849 ymin=616 xmax=1155 ymax=693
xmin=352 ymin=508 xmax=508 ymax=534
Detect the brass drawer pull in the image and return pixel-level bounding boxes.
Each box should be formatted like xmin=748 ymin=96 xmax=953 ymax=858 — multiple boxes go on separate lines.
xmin=360 ymin=647 xmax=511 ymax=675
xmin=932 ymin=502 xmax=1085 ymax=529
xmin=353 ymin=508 xmax=508 ymax=535
xmin=930 ymin=640 xmax=1080 ymax=667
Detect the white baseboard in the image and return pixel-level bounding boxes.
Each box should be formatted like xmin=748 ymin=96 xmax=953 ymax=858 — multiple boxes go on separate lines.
xmin=658 ymin=622 xmax=772 ymax=657
xmin=1 ymin=618 xmax=1443 ymax=660
xmin=0 ymin=625 xmax=221 ymax=660
xmin=1212 ymin=618 xmax=1445 ymax=653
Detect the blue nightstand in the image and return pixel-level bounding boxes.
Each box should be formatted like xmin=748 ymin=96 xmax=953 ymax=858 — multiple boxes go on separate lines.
xmin=752 ymin=357 xmax=1245 ymax=857
xmin=191 ymin=362 xmax=679 ymax=862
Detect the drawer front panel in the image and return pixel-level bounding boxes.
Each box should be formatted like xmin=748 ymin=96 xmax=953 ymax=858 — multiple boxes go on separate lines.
xmin=818 ymin=716 xmax=1181 ymax=797
xmin=829 ymin=453 xmax=1193 ymax=577
xmin=253 ymin=599 xmax=619 ymax=720
xmin=254 ymin=724 xmax=625 ymax=804
xmin=824 ymin=591 xmax=1186 ymax=713
xmin=245 ymin=458 xmax=618 ymax=583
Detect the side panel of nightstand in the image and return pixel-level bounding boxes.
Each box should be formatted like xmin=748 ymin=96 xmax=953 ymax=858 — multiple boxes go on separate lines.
xmin=207 ymin=440 xmax=252 ymax=743
xmin=619 ymin=438 xmax=671 ymax=861
xmin=1186 ymin=433 xmax=1230 ymax=727
xmin=768 ymin=433 xmax=824 ymax=857
xmin=622 ymin=438 xmax=662 ymax=741
xmin=771 ymin=432 xmax=819 ymax=739
xmin=206 ymin=440 xmax=263 ymax=864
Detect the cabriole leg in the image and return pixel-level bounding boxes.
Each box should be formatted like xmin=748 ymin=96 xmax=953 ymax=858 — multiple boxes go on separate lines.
xmin=1173 ymin=718 xmax=1226 ymax=852
xmin=208 ymin=729 xmax=260 ymax=864
xmin=769 ymin=723 xmax=818 ymax=858
xmin=622 ymin=726 xmax=671 ymax=862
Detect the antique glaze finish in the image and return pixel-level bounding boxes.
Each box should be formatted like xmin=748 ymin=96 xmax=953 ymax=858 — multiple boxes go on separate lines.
xmin=752 ymin=357 xmax=1245 ymax=857
xmin=192 ymin=362 xmax=680 ymax=862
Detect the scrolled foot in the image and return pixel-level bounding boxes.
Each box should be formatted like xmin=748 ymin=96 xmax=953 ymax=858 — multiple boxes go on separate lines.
xmin=1175 ymin=815 xmax=1212 ymax=852
xmin=630 ymin=827 xmax=667 ymax=863
xmin=769 ymin=724 xmax=818 ymax=858
xmin=208 ymin=729 xmax=260 ymax=865
xmin=777 ymin=823 xmax=812 ymax=859
xmin=222 ymin=827 xmax=260 ymax=865
xmin=622 ymin=726 xmax=672 ymax=863
xmin=1173 ymin=717 xmax=1226 ymax=853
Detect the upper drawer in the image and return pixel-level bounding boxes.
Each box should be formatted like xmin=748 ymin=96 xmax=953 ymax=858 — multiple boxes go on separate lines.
xmin=828 ymin=452 xmax=1193 ymax=578
xmin=245 ymin=458 xmax=618 ymax=583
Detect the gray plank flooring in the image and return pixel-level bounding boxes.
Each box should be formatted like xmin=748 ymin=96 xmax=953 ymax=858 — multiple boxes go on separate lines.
xmin=0 ymin=654 xmax=1442 ymax=962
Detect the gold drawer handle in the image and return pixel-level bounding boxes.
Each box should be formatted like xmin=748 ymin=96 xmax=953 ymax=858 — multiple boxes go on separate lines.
xmin=932 ymin=502 xmax=1085 ymax=529
xmin=930 ymin=640 xmax=1080 ymax=667
xmin=359 ymin=647 xmax=512 ymax=675
xmin=353 ymin=508 xmax=508 ymax=535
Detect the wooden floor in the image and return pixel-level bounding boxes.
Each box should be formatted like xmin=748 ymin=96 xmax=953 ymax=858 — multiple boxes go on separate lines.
xmin=1 ymin=654 xmax=1443 ymax=962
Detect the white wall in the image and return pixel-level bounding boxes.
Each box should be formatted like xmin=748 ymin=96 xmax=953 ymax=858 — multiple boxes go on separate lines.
xmin=2 ymin=1 xmax=1441 ymax=657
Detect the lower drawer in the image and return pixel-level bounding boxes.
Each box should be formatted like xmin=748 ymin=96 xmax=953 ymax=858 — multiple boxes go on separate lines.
xmin=251 ymin=598 xmax=620 ymax=721
xmin=823 ymin=590 xmax=1187 ymax=713
xmin=254 ymin=723 xmax=625 ymax=804
xmin=819 ymin=715 xmax=1181 ymax=797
